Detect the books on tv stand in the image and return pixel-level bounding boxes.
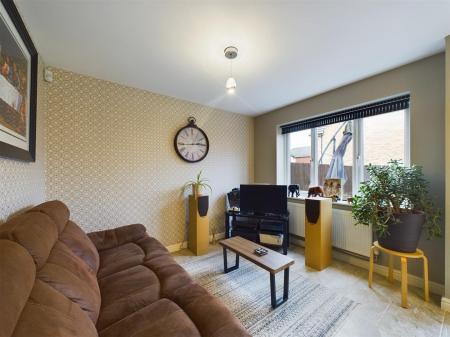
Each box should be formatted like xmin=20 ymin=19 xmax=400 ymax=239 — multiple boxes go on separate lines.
xmin=224 ymin=210 xmax=289 ymax=255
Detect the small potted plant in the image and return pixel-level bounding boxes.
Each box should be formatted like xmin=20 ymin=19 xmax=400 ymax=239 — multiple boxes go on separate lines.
xmin=183 ymin=170 xmax=212 ymax=216
xmin=352 ymin=160 xmax=441 ymax=253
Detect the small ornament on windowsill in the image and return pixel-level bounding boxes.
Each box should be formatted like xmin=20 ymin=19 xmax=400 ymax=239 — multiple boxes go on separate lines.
xmin=307 ymin=186 xmax=324 ymax=198
xmin=329 ymin=194 xmax=340 ymax=203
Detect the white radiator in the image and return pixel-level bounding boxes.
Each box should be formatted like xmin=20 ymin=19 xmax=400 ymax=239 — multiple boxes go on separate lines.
xmin=288 ymin=202 xmax=306 ymax=237
xmin=288 ymin=202 xmax=372 ymax=257
xmin=331 ymin=208 xmax=372 ymax=257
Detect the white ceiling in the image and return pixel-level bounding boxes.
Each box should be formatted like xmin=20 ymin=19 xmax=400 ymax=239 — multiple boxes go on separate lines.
xmin=15 ymin=0 xmax=450 ymax=116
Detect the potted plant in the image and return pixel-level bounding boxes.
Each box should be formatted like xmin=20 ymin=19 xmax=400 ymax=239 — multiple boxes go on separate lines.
xmin=182 ymin=170 xmax=212 ymax=216
xmin=352 ymin=160 xmax=441 ymax=253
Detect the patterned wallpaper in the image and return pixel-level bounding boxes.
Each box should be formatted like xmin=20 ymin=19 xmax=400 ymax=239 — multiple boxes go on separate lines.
xmin=45 ymin=68 xmax=254 ymax=245
xmin=0 ymin=57 xmax=46 ymax=223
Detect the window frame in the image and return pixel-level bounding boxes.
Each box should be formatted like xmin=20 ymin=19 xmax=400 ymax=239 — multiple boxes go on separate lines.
xmin=283 ymin=108 xmax=410 ymax=198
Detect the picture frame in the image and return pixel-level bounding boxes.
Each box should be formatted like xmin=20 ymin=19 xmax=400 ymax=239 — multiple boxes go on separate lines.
xmin=323 ymin=178 xmax=342 ymax=201
xmin=0 ymin=0 xmax=37 ymax=161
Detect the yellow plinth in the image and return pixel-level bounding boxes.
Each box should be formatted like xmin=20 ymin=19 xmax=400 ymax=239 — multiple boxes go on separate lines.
xmin=305 ymin=197 xmax=332 ymax=271
xmin=188 ymin=195 xmax=209 ymax=255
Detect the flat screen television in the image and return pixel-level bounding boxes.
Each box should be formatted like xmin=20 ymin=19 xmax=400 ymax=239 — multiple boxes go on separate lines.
xmin=239 ymin=184 xmax=287 ymax=215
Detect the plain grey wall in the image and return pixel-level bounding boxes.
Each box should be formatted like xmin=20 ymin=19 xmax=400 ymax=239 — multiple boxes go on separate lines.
xmin=254 ymin=53 xmax=445 ymax=285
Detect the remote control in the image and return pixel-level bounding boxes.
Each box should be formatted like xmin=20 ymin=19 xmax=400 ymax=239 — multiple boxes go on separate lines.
xmin=254 ymin=248 xmax=269 ymax=256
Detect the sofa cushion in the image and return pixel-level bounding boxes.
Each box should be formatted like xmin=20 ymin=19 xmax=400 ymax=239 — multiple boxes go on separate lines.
xmin=97 ymin=242 xmax=145 ymax=278
xmin=136 ymin=235 xmax=173 ymax=261
xmin=97 ymin=265 xmax=161 ymax=330
xmin=28 ymin=200 xmax=70 ymax=234
xmin=165 ymin=281 xmax=248 ymax=337
xmin=0 ymin=239 xmax=99 ymax=337
xmin=0 ymin=211 xmax=58 ymax=269
xmin=37 ymin=241 xmax=101 ymax=323
xmin=95 ymin=235 xmax=186 ymax=331
xmin=60 ymin=220 xmax=100 ymax=273
xmin=0 ymin=240 xmax=36 ymax=337
xmin=88 ymin=224 xmax=147 ymax=251
xmin=96 ymin=230 xmax=249 ymax=336
xmin=145 ymin=255 xmax=247 ymax=337
xmin=98 ymin=299 xmax=201 ymax=337
xmin=13 ymin=280 xmax=98 ymax=337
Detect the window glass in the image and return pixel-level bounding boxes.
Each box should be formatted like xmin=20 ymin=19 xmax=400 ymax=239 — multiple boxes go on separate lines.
xmin=318 ymin=121 xmax=353 ymax=200
xmin=289 ymin=129 xmax=311 ymax=192
xmin=363 ymin=110 xmax=405 ymax=180
xmin=283 ymin=108 xmax=407 ymax=200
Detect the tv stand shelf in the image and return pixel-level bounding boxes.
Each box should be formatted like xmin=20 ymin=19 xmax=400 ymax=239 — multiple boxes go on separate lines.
xmin=224 ymin=211 xmax=289 ymax=255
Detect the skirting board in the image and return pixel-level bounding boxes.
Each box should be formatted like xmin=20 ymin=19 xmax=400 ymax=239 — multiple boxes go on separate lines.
xmin=441 ymin=297 xmax=450 ymax=312
xmin=166 ymin=232 xmax=225 ymax=253
xmin=290 ymin=235 xmax=445 ymax=296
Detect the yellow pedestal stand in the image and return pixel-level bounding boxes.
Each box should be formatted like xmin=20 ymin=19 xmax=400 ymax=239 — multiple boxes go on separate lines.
xmin=305 ymin=197 xmax=332 ymax=271
xmin=188 ymin=195 xmax=209 ymax=255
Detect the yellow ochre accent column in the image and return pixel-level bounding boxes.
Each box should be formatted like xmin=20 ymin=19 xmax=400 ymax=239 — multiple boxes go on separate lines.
xmin=188 ymin=195 xmax=209 ymax=255
xmin=305 ymin=197 xmax=332 ymax=271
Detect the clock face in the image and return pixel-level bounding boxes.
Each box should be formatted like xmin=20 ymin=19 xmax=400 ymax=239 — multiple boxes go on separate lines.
xmin=175 ymin=126 xmax=209 ymax=162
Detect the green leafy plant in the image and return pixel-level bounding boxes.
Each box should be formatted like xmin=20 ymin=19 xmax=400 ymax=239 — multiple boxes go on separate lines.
xmin=352 ymin=160 xmax=441 ymax=239
xmin=182 ymin=170 xmax=212 ymax=197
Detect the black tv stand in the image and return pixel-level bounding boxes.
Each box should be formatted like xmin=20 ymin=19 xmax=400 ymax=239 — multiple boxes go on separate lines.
xmin=224 ymin=211 xmax=289 ymax=255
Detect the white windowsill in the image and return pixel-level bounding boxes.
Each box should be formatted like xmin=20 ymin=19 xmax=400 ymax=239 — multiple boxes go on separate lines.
xmin=287 ymin=196 xmax=353 ymax=209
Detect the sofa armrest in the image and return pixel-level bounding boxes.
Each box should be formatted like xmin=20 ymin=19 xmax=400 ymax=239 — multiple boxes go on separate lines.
xmin=166 ymin=282 xmax=251 ymax=337
xmin=87 ymin=224 xmax=147 ymax=251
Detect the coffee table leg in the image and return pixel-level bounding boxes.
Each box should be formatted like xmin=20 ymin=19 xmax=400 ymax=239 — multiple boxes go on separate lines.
xmin=270 ymin=267 xmax=290 ymax=309
xmin=223 ymin=247 xmax=239 ymax=273
xmin=283 ymin=267 xmax=289 ymax=301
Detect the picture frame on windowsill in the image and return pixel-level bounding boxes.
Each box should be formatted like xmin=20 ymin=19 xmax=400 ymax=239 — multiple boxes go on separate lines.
xmin=323 ymin=178 xmax=343 ymax=202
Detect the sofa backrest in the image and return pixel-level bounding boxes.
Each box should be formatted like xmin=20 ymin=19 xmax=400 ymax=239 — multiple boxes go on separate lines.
xmin=0 ymin=201 xmax=101 ymax=337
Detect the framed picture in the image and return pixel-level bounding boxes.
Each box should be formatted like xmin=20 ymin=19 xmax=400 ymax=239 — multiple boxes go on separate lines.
xmin=323 ymin=178 xmax=342 ymax=200
xmin=0 ymin=0 xmax=37 ymax=161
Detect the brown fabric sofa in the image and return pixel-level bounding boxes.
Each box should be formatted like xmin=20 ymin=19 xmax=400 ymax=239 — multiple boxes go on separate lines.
xmin=0 ymin=200 xmax=249 ymax=337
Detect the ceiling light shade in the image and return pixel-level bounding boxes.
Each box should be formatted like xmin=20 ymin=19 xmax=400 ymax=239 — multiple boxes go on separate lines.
xmin=226 ymin=76 xmax=236 ymax=93
xmin=224 ymin=46 xmax=238 ymax=94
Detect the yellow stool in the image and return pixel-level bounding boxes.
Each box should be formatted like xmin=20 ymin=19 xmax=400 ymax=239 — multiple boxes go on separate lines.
xmin=368 ymin=241 xmax=429 ymax=308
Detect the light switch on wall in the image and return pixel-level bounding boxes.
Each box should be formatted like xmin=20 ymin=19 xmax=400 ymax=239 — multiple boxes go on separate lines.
xmin=44 ymin=68 xmax=53 ymax=82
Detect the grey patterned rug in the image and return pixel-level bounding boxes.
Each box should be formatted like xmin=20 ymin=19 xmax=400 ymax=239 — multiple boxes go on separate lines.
xmin=175 ymin=249 xmax=357 ymax=337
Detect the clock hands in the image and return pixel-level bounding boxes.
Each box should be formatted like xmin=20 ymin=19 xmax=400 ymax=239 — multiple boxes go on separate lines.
xmin=177 ymin=142 xmax=206 ymax=146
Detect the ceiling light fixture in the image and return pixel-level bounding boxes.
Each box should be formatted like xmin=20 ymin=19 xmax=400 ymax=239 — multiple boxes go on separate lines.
xmin=224 ymin=46 xmax=238 ymax=94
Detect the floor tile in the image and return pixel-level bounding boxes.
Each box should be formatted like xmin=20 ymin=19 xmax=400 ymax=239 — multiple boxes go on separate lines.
xmin=173 ymin=243 xmax=445 ymax=337
xmin=441 ymin=312 xmax=449 ymax=337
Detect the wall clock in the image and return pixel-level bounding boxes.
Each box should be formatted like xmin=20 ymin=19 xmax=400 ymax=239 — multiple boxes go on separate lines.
xmin=174 ymin=117 xmax=209 ymax=163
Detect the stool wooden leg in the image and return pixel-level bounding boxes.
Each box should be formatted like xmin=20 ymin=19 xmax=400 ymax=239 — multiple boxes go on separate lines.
xmin=400 ymin=257 xmax=408 ymax=308
xmin=368 ymin=246 xmax=374 ymax=288
xmin=388 ymin=254 xmax=394 ymax=283
xmin=423 ymin=256 xmax=429 ymax=302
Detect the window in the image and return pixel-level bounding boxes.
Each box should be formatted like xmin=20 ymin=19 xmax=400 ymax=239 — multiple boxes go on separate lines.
xmin=362 ymin=109 xmax=406 ymax=181
xmin=288 ymin=129 xmax=311 ymax=193
xmin=318 ymin=122 xmax=354 ymax=200
xmin=283 ymin=107 xmax=409 ymax=200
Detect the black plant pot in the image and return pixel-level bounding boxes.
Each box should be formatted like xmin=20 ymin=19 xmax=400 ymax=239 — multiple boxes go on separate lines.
xmin=197 ymin=195 xmax=209 ymax=217
xmin=378 ymin=212 xmax=425 ymax=253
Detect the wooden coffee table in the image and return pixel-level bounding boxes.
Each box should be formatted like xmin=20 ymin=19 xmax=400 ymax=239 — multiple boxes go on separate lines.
xmin=219 ymin=236 xmax=295 ymax=309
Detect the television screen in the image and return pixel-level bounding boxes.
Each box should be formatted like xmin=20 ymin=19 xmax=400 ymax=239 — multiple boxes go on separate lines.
xmin=239 ymin=184 xmax=287 ymax=215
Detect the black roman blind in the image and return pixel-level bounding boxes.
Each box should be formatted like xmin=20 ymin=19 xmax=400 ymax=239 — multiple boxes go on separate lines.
xmin=281 ymin=94 xmax=410 ymax=134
